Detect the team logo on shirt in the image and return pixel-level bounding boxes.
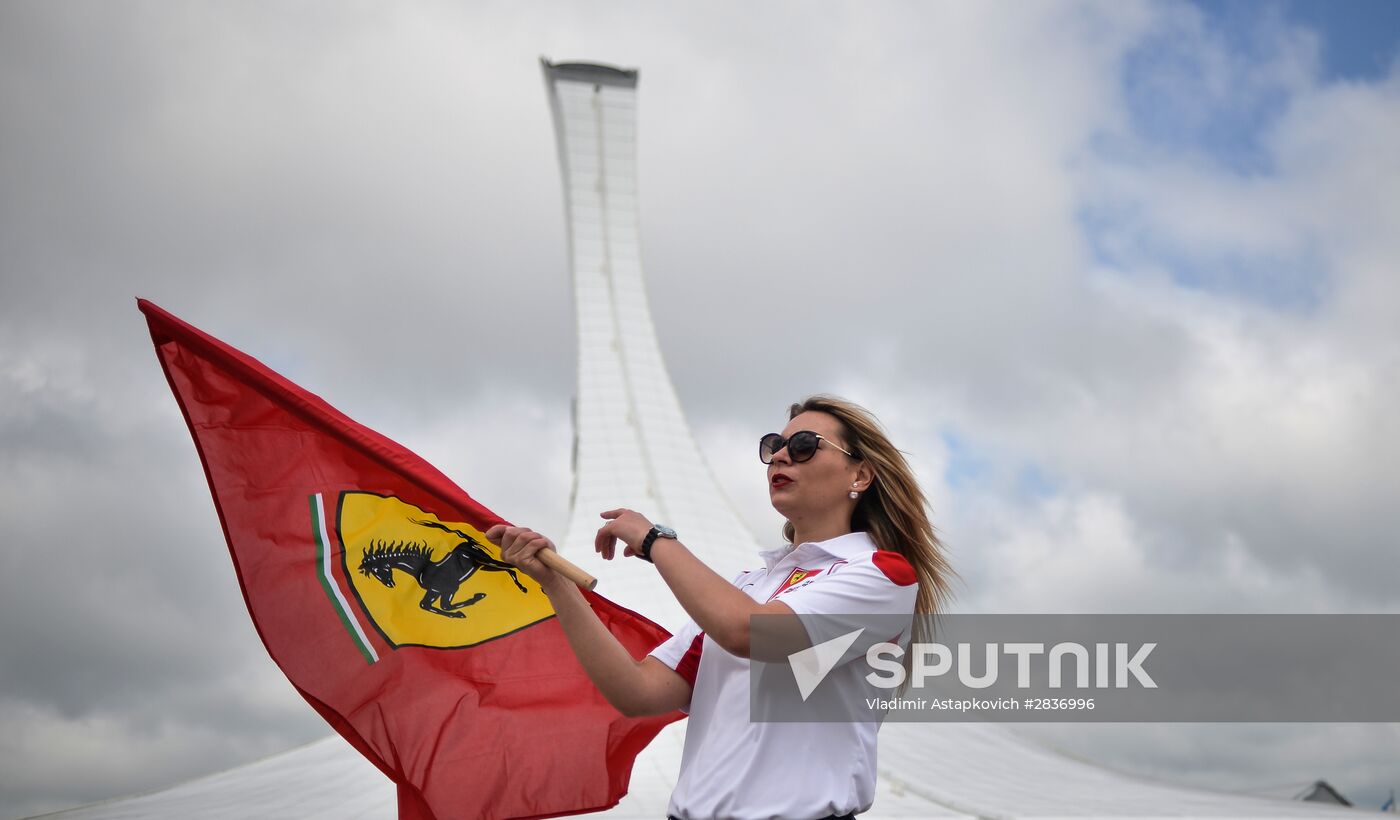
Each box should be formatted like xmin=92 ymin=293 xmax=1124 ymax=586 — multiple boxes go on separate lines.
xmin=768 ymin=566 xmax=824 ymax=601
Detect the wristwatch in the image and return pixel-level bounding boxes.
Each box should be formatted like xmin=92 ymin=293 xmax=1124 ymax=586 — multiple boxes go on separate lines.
xmin=639 ymin=524 xmax=678 ymax=563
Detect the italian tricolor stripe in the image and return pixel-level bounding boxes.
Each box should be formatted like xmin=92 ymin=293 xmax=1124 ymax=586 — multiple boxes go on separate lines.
xmin=310 ymin=493 xmax=378 ymax=664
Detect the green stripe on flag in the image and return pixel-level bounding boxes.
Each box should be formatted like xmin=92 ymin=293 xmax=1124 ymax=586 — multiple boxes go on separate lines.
xmin=310 ymin=494 xmax=377 ymax=664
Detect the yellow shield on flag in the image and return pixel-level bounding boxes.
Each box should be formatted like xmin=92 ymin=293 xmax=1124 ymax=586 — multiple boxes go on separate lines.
xmin=336 ymin=492 xmax=554 ymax=649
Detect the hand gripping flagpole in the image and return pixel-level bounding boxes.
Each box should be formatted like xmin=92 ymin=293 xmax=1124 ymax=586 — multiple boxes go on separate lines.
xmin=539 ymin=552 xmax=597 ymax=590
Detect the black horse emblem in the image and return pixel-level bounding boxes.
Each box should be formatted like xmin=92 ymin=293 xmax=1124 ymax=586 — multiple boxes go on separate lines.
xmin=357 ymin=519 xmax=527 ymax=618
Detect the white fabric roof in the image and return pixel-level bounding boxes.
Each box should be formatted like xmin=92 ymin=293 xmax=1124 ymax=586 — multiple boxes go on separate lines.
xmin=37 ymin=723 xmax=1360 ymax=819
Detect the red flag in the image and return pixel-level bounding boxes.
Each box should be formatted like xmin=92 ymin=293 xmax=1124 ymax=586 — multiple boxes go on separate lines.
xmin=139 ymin=299 xmax=680 ymax=820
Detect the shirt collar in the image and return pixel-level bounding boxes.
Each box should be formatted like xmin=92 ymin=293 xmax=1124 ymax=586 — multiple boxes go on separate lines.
xmin=758 ymin=530 xmax=877 ymax=569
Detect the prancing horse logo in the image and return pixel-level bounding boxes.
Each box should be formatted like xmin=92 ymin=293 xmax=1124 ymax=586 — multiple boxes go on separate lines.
xmin=357 ymin=519 xmax=528 ymax=618
xmin=336 ymin=492 xmax=554 ymax=650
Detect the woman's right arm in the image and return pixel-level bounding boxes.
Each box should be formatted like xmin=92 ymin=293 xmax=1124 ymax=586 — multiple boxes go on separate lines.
xmin=486 ymin=525 xmax=691 ymax=718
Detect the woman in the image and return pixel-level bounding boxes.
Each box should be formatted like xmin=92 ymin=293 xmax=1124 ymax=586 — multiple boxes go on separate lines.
xmin=485 ymin=395 xmax=953 ymax=820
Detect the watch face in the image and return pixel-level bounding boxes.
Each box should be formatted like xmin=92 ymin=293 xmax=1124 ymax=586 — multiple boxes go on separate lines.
xmin=654 ymin=525 xmax=678 ymax=538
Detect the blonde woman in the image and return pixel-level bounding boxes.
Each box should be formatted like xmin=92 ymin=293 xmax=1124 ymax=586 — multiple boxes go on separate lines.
xmin=487 ymin=395 xmax=953 ymax=820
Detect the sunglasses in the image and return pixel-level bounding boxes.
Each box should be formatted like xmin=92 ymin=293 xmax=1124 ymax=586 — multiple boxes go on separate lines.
xmin=759 ymin=431 xmax=858 ymax=464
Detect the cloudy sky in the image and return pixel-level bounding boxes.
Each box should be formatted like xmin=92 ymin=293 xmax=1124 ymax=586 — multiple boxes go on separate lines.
xmin=3 ymin=1 xmax=1399 ymax=816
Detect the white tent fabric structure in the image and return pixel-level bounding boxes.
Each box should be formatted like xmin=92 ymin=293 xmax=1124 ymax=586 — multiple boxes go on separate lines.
xmin=35 ymin=723 xmax=1365 ymax=819
xmin=37 ymin=60 xmax=1365 ymax=820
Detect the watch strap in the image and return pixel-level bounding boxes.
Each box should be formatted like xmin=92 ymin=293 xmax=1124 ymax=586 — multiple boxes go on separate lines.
xmin=639 ymin=527 xmax=661 ymax=563
xmin=639 ymin=525 xmax=675 ymax=563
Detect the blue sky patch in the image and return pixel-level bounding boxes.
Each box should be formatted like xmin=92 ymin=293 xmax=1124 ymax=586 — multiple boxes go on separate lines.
xmin=942 ymin=429 xmax=1064 ymax=500
xmin=1194 ymin=0 xmax=1400 ymax=83
xmin=1079 ymin=203 xmax=1328 ymax=314
xmin=1122 ymin=1 xmax=1399 ymax=175
xmin=941 ymin=430 xmax=989 ymax=489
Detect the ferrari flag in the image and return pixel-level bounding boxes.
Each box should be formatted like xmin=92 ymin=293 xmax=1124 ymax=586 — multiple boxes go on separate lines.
xmin=139 ymin=299 xmax=679 ymax=820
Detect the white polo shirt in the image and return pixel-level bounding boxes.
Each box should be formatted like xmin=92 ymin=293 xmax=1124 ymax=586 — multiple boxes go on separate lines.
xmin=649 ymin=531 xmax=918 ymax=820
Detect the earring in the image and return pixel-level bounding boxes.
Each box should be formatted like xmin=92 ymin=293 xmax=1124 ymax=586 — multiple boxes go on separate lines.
xmin=849 ymin=482 xmax=859 ymax=500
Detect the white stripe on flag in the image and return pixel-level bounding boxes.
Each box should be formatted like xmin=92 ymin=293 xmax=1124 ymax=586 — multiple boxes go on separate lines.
xmin=314 ymin=492 xmax=379 ymax=663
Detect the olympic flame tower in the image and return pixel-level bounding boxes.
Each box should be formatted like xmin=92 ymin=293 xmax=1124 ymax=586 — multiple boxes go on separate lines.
xmin=541 ymin=58 xmax=760 ymax=632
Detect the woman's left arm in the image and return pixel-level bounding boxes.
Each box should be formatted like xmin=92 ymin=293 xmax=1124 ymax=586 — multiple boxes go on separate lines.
xmin=596 ymin=509 xmax=794 ymax=659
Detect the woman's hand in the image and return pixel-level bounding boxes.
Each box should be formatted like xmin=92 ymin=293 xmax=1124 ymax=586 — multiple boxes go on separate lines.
xmin=485 ymin=525 xmax=559 ymax=586
xmin=594 ymin=509 xmax=655 ymax=561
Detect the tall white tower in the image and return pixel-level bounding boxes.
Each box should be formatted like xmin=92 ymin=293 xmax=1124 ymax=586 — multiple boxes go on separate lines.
xmin=541 ymin=58 xmax=760 ymax=632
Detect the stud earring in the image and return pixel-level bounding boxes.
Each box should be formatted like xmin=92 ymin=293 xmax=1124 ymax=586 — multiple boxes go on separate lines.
xmin=849 ymin=482 xmax=860 ymax=500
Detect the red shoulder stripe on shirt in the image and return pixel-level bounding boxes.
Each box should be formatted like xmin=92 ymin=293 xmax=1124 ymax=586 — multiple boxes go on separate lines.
xmin=675 ymin=633 xmax=705 ymax=687
xmin=872 ymin=550 xmax=917 ymax=586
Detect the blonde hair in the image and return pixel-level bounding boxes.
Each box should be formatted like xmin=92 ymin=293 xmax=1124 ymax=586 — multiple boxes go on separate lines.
xmin=784 ymin=395 xmax=956 ymax=642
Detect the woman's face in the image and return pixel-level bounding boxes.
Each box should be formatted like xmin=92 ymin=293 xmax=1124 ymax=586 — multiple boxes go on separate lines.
xmin=766 ymin=410 xmax=864 ymax=519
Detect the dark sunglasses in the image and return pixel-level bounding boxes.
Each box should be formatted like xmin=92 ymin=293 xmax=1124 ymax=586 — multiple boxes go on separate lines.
xmin=759 ymin=431 xmax=858 ymax=464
